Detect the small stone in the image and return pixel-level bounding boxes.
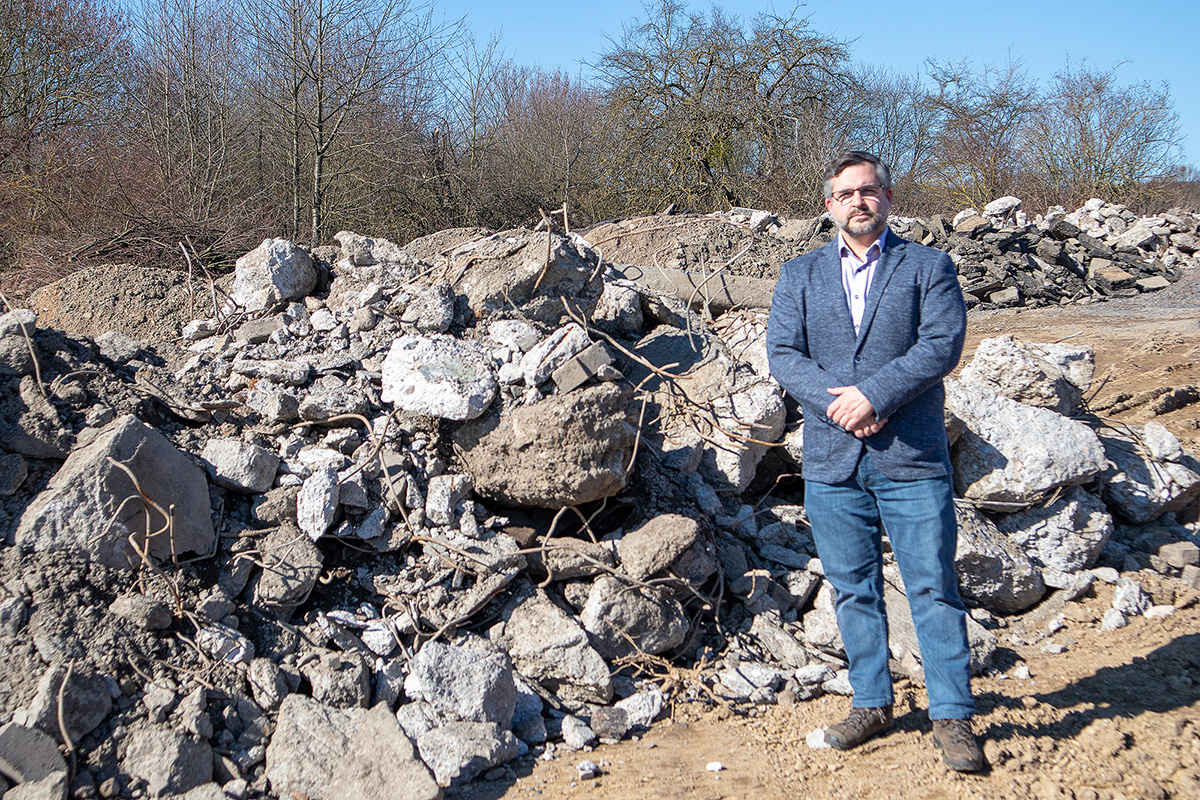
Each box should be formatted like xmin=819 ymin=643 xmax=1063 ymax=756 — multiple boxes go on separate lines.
xmin=576 ymin=760 xmax=600 ymax=779
xmin=109 ymin=593 xmax=172 ymax=631
xmin=806 ymin=728 xmax=830 ymax=750
xmin=1101 ymin=608 xmax=1128 ymax=630
xmin=560 ymin=715 xmax=597 ymax=750
xmin=706 ymin=761 xmax=724 ymax=772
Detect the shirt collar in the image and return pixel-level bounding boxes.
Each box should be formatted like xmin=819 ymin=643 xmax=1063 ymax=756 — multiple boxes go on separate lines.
xmin=836 ymin=227 xmax=890 ymax=261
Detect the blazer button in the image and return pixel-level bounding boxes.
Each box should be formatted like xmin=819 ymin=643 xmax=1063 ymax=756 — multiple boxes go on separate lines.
xmin=853 ymin=355 xmax=863 ymax=363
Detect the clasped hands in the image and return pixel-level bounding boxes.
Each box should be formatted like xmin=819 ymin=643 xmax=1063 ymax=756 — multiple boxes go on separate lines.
xmin=827 ymin=385 xmax=887 ymax=438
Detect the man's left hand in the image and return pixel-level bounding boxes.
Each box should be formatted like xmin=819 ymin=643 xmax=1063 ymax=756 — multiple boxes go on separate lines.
xmin=827 ymin=385 xmax=881 ymax=435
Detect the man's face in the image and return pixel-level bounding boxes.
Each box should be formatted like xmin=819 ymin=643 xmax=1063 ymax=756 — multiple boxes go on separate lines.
xmin=825 ymin=163 xmax=892 ymax=240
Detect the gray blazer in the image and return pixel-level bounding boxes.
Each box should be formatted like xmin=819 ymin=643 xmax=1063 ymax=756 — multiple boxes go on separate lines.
xmin=766 ymin=229 xmax=966 ymax=483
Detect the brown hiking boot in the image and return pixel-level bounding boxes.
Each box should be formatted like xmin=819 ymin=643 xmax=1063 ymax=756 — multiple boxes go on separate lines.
xmin=824 ymin=706 xmax=893 ymax=750
xmin=932 ymin=718 xmax=987 ymax=772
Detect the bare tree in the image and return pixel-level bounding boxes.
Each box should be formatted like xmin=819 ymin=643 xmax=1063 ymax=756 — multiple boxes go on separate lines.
xmin=245 ymin=0 xmax=455 ymax=245
xmin=0 ymin=0 xmax=127 ymax=244
xmin=921 ymin=57 xmax=1040 ymax=210
xmin=128 ymin=0 xmax=259 ymax=226
xmin=1026 ymin=61 xmax=1182 ymax=208
xmin=595 ymin=0 xmax=849 ymax=216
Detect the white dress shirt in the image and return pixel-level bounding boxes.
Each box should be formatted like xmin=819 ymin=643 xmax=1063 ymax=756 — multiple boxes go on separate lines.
xmin=838 ymin=228 xmax=888 ymax=335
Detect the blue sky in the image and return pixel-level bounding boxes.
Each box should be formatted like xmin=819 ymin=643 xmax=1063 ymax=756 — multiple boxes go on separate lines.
xmin=438 ymin=0 xmax=1200 ymax=170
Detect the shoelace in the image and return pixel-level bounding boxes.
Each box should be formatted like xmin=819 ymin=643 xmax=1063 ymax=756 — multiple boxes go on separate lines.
xmin=842 ymin=707 xmax=887 ymax=734
xmin=937 ymin=719 xmax=976 ymax=746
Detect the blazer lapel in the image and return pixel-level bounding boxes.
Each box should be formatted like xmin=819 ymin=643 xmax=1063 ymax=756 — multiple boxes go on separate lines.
xmin=855 ymin=230 xmax=907 ymax=347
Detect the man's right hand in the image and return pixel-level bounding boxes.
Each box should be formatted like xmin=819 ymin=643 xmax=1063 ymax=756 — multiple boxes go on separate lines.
xmin=851 ymin=416 xmax=888 ymax=438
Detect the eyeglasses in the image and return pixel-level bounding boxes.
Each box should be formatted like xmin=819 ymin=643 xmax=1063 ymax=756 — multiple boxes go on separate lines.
xmin=829 ymin=185 xmax=886 ymax=204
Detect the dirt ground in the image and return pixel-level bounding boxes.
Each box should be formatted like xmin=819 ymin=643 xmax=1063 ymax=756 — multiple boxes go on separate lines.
xmin=459 ymin=585 xmax=1200 ymax=800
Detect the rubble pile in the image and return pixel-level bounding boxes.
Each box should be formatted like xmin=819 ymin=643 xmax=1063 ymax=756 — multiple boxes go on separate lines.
xmin=588 ymin=197 xmax=1200 ymax=312
xmin=0 ymin=220 xmax=1197 ymax=800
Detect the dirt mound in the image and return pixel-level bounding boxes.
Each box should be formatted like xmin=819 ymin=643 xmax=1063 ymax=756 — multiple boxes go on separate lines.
xmin=581 ymin=214 xmax=825 ymax=281
xmin=26 ymin=263 xmax=225 ymax=364
xmin=400 ymin=226 xmax=496 ymax=264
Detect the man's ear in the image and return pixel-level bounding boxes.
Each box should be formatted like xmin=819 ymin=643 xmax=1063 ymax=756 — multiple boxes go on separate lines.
xmin=824 ymin=197 xmax=834 ymax=213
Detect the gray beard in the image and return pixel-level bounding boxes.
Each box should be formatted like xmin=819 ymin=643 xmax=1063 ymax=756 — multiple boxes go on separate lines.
xmin=836 ymin=208 xmax=886 ymax=238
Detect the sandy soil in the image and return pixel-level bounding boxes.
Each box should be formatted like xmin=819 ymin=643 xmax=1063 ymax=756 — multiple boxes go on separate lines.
xmin=460 ymin=584 xmax=1200 ymax=800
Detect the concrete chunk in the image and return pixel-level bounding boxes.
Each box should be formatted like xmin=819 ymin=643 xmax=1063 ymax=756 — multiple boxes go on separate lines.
xmin=201 ymin=438 xmax=279 ymax=494
xmin=15 ymin=415 xmax=215 ymax=569
xmin=381 ymin=335 xmax=497 ymax=421
xmin=326 ymin=704 xmax=441 ymax=800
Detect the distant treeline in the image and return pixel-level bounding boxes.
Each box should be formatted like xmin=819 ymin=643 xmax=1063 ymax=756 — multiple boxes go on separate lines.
xmin=0 ymin=0 xmax=1195 ymax=276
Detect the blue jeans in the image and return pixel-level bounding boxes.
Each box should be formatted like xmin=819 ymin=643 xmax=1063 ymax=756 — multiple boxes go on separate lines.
xmin=804 ymin=451 xmax=974 ymax=720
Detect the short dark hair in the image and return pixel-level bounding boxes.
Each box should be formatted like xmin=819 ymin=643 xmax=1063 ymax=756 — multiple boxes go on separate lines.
xmin=823 ymin=151 xmax=892 ymax=198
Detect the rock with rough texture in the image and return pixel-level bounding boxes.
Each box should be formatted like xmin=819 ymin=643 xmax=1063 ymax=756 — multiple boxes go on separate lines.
xmin=487 ymin=319 xmax=540 ymax=352
xmin=716 ymin=662 xmax=784 ymax=699
xmin=591 ymin=281 xmax=644 ymax=336
xmin=616 ymin=513 xmax=716 ymax=585
xmin=265 ymin=695 xmax=365 ymax=800
xmin=230 ymin=238 xmax=316 ymax=312
xmin=109 ymin=593 xmax=172 ymax=631
xmin=1143 ymin=420 xmax=1184 ymax=462
xmin=297 ymin=468 xmax=340 ymax=540
xmin=195 ymin=624 xmax=254 ymax=664
xmin=454 ymin=383 xmax=636 ymax=508
xmin=983 ymin=196 xmax=1022 ymax=219
xmin=200 ymin=438 xmax=279 ymax=494
xmin=1112 ymin=577 xmax=1152 ymax=616
xmin=489 ymin=585 xmax=613 ymax=704
xmin=802 ymin=583 xmax=843 ymax=654
xmin=302 ymin=651 xmax=371 ymax=709
xmin=122 ymin=725 xmax=212 ymax=798
xmin=614 ymin=687 xmax=666 ymax=729
xmin=251 ymin=524 xmax=324 ymax=616
xmin=1100 ymin=426 xmax=1200 ymax=523
xmin=416 ymin=722 xmax=519 ymax=788
xmin=381 ymin=335 xmax=497 ymax=421
xmin=403 ymin=641 xmax=515 ymax=728
xmin=15 ymin=665 xmax=111 ymax=745
xmin=958 ymin=335 xmax=1085 ymax=414
xmin=993 ymin=486 xmax=1112 ymax=576
xmin=96 ymin=331 xmax=143 ymax=364
xmin=248 ymin=659 xmax=290 ymax=712
xmin=401 ymin=282 xmax=455 ymax=334
xmin=451 ymin=230 xmax=603 ymax=324
xmin=519 ymin=324 xmax=591 ymax=387
xmin=15 ymin=415 xmax=215 ymax=569
xmin=560 ymin=714 xmax=598 ymax=749
xmin=325 ymin=704 xmax=441 ymax=800
xmin=232 ymin=357 xmax=310 ymax=386
xmin=425 ymin=474 xmax=473 ymax=527
xmin=1033 ymin=342 xmax=1096 ymax=393
xmin=945 ymin=380 xmax=1106 ymax=509
xmin=698 ymin=378 xmax=786 ymax=493
xmin=955 ymin=505 xmax=1046 ymax=614
xmin=0 ymin=723 xmax=69 ymax=800
xmin=748 ymin=614 xmax=809 ymax=669
xmin=526 ymin=539 xmax=617 ymax=581
xmin=579 ymin=576 xmax=688 ymax=659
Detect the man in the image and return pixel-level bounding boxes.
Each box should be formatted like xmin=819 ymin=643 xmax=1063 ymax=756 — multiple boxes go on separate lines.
xmin=766 ymin=151 xmax=984 ymax=772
